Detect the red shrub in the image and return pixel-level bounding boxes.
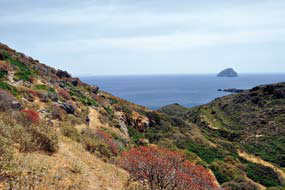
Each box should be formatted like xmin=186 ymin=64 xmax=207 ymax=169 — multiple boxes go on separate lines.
xmin=119 ymin=146 xmax=220 ymax=190
xmin=0 ymin=61 xmax=10 ymax=72
xmin=21 ymin=109 xmax=40 ymax=123
xmin=95 ymin=129 xmax=119 ymax=155
xmin=57 ymin=88 xmax=70 ymax=100
xmin=28 ymin=90 xmax=40 ymax=97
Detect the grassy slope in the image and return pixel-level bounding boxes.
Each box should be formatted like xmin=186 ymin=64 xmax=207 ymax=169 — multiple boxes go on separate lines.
xmin=157 ymin=84 xmax=285 ymax=189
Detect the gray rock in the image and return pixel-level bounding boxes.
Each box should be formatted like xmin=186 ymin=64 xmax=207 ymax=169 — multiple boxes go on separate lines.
xmin=11 ymin=100 xmax=22 ymax=110
xmin=0 ymin=53 xmax=5 ymax=60
xmin=118 ymin=120 xmax=129 ymax=136
xmin=91 ymin=86 xmax=99 ymax=94
xmin=61 ymin=103 xmax=75 ymax=114
xmin=217 ymin=68 xmax=238 ymax=77
xmin=48 ymin=92 xmax=58 ymax=102
xmin=56 ymin=70 xmax=71 ymax=78
xmin=0 ymin=90 xmax=22 ymax=111
xmin=71 ymin=79 xmax=79 ymax=86
xmin=218 ymin=88 xmax=244 ymax=93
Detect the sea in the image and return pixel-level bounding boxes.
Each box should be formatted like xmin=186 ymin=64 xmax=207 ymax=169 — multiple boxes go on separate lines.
xmin=80 ymin=74 xmax=285 ymax=110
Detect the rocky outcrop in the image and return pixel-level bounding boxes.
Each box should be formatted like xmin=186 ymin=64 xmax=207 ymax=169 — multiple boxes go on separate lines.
xmin=56 ymin=70 xmax=71 ymax=78
xmin=0 ymin=52 xmax=5 ymax=60
xmin=60 ymin=103 xmax=75 ymax=114
xmin=91 ymin=86 xmax=100 ymax=94
xmin=0 ymin=90 xmax=22 ymax=111
xmin=217 ymin=68 xmax=238 ymax=77
xmin=218 ymin=88 xmax=244 ymax=93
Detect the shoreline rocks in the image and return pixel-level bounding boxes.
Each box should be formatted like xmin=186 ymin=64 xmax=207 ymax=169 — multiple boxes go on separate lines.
xmin=218 ymin=88 xmax=245 ymax=93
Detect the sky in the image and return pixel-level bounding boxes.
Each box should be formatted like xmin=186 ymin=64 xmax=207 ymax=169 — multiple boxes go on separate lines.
xmin=1 ymin=0 xmax=285 ymax=76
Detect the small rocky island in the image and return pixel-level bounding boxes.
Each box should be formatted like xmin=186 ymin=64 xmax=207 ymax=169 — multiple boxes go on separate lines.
xmin=217 ymin=68 xmax=238 ymax=77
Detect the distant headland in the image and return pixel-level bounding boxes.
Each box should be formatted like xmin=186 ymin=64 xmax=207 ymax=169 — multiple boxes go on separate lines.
xmin=217 ymin=68 xmax=238 ymax=77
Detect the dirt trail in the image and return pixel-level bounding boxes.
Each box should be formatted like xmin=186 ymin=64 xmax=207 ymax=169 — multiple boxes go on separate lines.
xmin=238 ymin=150 xmax=285 ymax=185
xmin=57 ymin=139 xmax=128 ymax=190
xmin=244 ymin=176 xmax=266 ymax=190
xmin=70 ymin=108 xmax=128 ymax=189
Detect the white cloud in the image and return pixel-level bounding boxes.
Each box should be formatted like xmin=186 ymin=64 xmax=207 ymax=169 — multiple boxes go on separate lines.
xmin=1 ymin=0 xmax=285 ymax=74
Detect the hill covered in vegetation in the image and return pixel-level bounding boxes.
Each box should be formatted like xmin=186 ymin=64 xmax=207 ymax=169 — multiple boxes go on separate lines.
xmin=0 ymin=43 xmax=284 ymax=190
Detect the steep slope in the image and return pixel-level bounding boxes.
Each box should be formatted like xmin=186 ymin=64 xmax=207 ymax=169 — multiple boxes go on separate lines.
xmin=0 ymin=43 xmax=220 ymax=190
xmin=0 ymin=43 xmax=153 ymax=189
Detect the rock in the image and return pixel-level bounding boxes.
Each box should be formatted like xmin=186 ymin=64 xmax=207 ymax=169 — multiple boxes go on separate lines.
xmin=71 ymin=78 xmax=79 ymax=86
xmin=0 ymin=53 xmax=5 ymax=60
xmin=11 ymin=100 xmax=22 ymax=110
xmin=118 ymin=120 xmax=129 ymax=136
xmin=59 ymin=81 xmax=66 ymax=88
xmin=61 ymin=103 xmax=75 ymax=114
xmin=218 ymin=88 xmax=244 ymax=93
xmin=48 ymin=92 xmax=58 ymax=102
xmin=56 ymin=70 xmax=71 ymax=78
xmin=217 ymin=68 xmax=238 ymax=77
xmin=91 ymin=86 xmax=99 ymax=94
xmin=0 ymin=90 xmax=22 ymax=111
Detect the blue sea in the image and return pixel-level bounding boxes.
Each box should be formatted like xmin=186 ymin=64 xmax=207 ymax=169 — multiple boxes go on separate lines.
xmin=80 ymin=74 xmax=285 ymax=110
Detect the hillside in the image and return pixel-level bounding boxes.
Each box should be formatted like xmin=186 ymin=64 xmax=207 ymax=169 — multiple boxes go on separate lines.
xmin=159 ymin=84 xmax=285 ymax=190
xmin=0 ymin=42 xmax=284 ymax=190
xmin=0 ymin=43 xmax=152 ymax=189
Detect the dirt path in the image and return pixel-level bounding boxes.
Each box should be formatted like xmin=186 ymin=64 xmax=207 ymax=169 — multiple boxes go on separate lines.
xmin=57 ymin=139 xmax=128 ymax=190
xmin=238 ymin=150 xmax=285 ymax=185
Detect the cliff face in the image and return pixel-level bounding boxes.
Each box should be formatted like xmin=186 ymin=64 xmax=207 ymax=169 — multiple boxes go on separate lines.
xmin=217 ymin=68 xmax=238 ymax=77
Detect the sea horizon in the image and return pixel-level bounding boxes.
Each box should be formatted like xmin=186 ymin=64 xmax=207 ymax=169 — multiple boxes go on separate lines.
xmin=80 ymin=73 xmax=285 ymax=110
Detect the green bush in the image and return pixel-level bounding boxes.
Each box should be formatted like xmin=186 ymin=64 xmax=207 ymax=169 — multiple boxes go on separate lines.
xmin=1 ymin=51 xmax=34 ymax=82
xmin=0 ymin=69 xmax=8 ymax=79
xmin=69 ymin=85 xmax=98 ymax=106
xmin=34 ymin=84 xmax=54 ymax=92
xmin=61 ymin=125 xmax=82 ymax=142
xmin=176 ymin=139 xmax=225 ymax=163
xmin=127 ymin=126 xmax=144 ymax=143
xmin=243 ymin=136 xmax=285 ymax=167
xmin=245 ymin=162 xmax=281 ymax=187
xmin=0 ymin=81 xmax=18 ymax=96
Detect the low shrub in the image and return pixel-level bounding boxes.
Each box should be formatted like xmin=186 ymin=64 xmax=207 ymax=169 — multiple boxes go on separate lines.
xmin=21 ymin=109 xmax=40 ymax=124
xmin=58 ymin=88 xmax=71 ymax=100
xmin=28 ymin=124 xmax=59 ymax=153
xmin=0 ymin=112 xmax=58 ymax=153
xmin=61 ymin=125 xmax=82 ymax=142
xmin=0 ymin=82 xmax=18 ymax=96
xmin=245 ymin=162 xmax=281 ymax=187
xmin=2 ymin=53 xmax=35 ymax=82
xmin=119 ymin=146 xmax=219 ymax=190
xmin=176 ymin=139 xmax=225 ymax=163
xmin=81 ymin=128 xmax=119 ymax=158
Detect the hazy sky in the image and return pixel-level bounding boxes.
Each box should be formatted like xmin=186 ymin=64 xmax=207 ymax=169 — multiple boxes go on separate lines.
xmin=1 ymin=0 xmax=285 ymax=75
